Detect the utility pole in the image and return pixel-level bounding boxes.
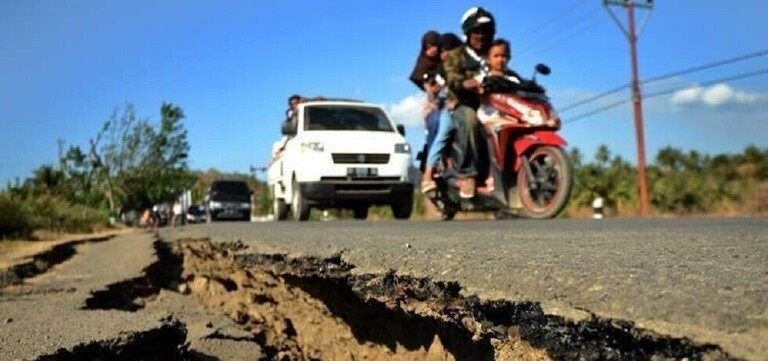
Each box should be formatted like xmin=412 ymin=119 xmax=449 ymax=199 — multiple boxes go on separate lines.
xmin=249 ymin=165 xmax=266 ymax=179
xmin=604 ymin=0 xmax=653 ymax=216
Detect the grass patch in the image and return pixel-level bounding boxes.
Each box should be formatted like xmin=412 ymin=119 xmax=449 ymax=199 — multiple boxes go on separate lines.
xmin=1 ymin=192 xmax=109 ymax=241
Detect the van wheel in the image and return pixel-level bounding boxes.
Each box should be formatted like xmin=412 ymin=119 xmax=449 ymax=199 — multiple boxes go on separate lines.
xmin=291 ymin=181 xmax=310 ymax=221
xmin=273 ymin=186 xmax=288 ymax=221
xmin=353 ymin=206 xmax=368 ymax=220
xmin=391 ymin=196 xmax=413 ymax=220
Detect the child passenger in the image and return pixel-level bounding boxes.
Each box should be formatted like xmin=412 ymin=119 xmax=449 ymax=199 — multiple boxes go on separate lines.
xmin=476 ymin=38 xmax=521 ymax=123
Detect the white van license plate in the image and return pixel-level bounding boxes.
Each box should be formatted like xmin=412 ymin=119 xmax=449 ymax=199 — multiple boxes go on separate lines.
xmin=347 ymin=167 xmax=378 ymax=177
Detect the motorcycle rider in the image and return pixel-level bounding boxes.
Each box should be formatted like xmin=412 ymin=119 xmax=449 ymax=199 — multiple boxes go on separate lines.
xmin=409 ymin=30 xmax=442 ymax=91
xmin=422 ymin=6 xmax=497 ymax=198
xmin=418 ymin=33 xmax=463 ymax=174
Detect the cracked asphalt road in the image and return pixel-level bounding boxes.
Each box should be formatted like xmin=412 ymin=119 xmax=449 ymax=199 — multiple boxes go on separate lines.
xmin=0 ymin=217 xmax=765 ymax=360
xmin=0 ymin=233 xmax=263 ymax=361
xmin=165 ymin=217 xmax=768 ymax=361
xmin=0 ymin=233 xmax=168 ymax=360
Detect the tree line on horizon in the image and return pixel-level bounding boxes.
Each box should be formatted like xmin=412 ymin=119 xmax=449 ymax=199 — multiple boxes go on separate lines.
xmin=1 ymin=102 xmax=195 ymax=238
xmin=566 ymin=144 xmax=768 ymax=216
xmin=2 ymin=100 xmax=766 ymax=238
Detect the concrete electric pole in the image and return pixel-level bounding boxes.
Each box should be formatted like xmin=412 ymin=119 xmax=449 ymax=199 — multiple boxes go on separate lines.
xmin=603 ymin=0 xmax=653 ymax=216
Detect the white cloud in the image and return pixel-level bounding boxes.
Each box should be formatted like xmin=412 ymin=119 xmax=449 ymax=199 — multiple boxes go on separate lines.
xmin=670 ymin=86 xmax=703 ymax=105
xmin=702 ymin=84 xmax=735 ymax=106
xmin=670 ymin=83 xmax=767 ymax=107
xmin=386 ymin=93 xmax=425 ymax=127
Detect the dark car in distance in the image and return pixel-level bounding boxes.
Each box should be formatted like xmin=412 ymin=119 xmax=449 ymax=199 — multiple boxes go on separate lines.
xmin=186 ymin=204 xmax=207 ymax=224
xmin=206 ymin=180 xmax=252 ymax=222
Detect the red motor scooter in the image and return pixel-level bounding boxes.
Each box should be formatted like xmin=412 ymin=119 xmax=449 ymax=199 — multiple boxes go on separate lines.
xmin=425 ymin=64 xmax=573 ymax=220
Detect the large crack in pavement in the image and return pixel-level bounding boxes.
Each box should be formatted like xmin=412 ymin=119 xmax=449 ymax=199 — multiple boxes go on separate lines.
xmin=69 ymin=237 xmax=742 ymax=360
xmin=177 ymin=238 xmax=740 ymax=361
xmin=83 ymin=240 xmax=183 ymax=311
xmin=0 ymin=235 xmax=113 ymax=289
xmin=33 ymin=318 xmax=188 ymax=361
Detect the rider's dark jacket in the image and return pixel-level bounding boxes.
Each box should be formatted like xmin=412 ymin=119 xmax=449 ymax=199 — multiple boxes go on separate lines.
xmin=443 ymin=45 xmax=485 ymax=111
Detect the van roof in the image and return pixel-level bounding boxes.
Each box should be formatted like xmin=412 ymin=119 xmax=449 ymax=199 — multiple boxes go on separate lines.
xmin=303 ymin=97 xmax=363 ymax=103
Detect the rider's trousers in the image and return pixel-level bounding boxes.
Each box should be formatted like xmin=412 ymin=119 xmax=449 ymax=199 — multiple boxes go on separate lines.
xmin=449 ymin=105 xmax=479 ymax=178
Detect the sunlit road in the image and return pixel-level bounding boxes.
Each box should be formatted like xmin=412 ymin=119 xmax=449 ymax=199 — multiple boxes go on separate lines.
xmin=164 ymin=217 xmax=768 ymax=360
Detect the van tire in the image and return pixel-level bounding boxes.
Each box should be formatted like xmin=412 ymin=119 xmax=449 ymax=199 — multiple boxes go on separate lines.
xmin=353 ymin=206 xmax=368 ymax=220
xmin=291 ymin=181 xmax=311 ymax=221
xmin=273 ymin=186 xmax=289 ymax=221
xmin=391 ymin=196 xmax=413 ymax=220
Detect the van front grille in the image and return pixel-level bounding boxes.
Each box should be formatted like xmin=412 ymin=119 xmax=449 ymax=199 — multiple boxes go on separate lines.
xmin=332 ymin=153 xmax=389 ymax=164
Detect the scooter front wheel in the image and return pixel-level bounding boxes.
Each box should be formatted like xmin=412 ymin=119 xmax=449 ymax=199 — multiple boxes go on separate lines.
xmin=518 ymin=146 xmax=573 ymax=219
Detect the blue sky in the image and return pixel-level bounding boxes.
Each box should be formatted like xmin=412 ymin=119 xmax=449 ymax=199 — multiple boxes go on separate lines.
xmin=2 ymin=0 xmax=767 ymax=185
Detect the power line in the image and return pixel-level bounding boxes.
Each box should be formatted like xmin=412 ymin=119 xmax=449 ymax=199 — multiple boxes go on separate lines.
xmin=645 ymin=68 xmax=768 ymax=98
xmin=563 ymin=67 xmax=768 ymax=124
xmin=559 ymin=83 xmax=630 ymax=113
xmin=563 ymin=99 xmax=627 ymax=124
xmin=517 ymin=0 xmax=589 ymax=45
xmin=517 ymin=8 xmax=602 ymax=57
xmin=517 ymin=8 xmax=603 ymax=58
xmin=641 ymin=48 xmax=768 ymax=85
xmin=560 ymin=48 xmax=768 ymax=113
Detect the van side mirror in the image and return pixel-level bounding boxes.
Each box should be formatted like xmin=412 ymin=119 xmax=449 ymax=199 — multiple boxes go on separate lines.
xmin=396 ymin=124 xmax=406 ymax=136
xmin=281 ymin=120 xmax=297 ymax=136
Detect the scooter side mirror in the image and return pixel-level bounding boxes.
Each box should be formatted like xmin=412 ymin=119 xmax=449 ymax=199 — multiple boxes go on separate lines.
xmin=535 ymin=63 xmax=551 ymax=76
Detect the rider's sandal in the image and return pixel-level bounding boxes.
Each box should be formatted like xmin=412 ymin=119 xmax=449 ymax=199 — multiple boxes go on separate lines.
xmin=477 ymin=186 xmax=494 ymax=195
xmin=421 ymin=181 xmax=437 ymax=193
xmin=477 ymin=177 xmax=495 ymax=195
xmin=458 ymin=178 xmax=476 ymax=199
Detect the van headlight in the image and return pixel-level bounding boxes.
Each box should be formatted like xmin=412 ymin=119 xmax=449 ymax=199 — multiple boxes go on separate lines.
xmin=394 ymin=143 xmax=411 ymax=154
xmin=300 ymin=141 xmax=324 ymax=153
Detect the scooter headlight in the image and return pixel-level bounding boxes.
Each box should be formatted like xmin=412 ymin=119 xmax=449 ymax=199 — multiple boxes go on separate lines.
xmin=523 ymin=109 xmax=545 ymax=126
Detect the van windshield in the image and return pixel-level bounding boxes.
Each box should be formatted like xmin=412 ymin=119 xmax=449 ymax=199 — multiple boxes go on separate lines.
xmin=211 ymin=181 xmax=249 ymax=195
xmin=209 ymin=181 xmax=250 ymax=202
xmin=304 ymin=105 xmax=394 ymax=132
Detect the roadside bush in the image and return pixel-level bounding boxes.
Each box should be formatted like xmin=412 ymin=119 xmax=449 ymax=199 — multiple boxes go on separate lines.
xmin=0 ymin=192 xmax=35 ymax=239
xmin=0 ymin=192 xmax=108 ymax=239
xmin=26 ymin=194 xmax=109 ymax=233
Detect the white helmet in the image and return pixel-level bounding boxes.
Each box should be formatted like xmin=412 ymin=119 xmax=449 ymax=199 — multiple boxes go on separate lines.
xmin=461 ymin=7 xmax=496 ymax=35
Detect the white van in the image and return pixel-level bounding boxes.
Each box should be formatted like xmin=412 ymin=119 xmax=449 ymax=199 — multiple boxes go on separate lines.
xmin=267 ymin=99 xmax=414 ymax=221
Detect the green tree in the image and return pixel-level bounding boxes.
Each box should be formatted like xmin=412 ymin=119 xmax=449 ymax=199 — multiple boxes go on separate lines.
xmin=121 ymin=103 xmax=194 ymax=210
xmin=78 ymin=102 xmax=194 ymax=212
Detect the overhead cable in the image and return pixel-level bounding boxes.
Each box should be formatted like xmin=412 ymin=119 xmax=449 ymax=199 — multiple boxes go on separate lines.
xmin=564 ymin=68 xmax=768 ymax=124
xmin=560 ymin=48 xmax=768 ymax=113
xmin=517 ymin=0 xmax=589 ymax=45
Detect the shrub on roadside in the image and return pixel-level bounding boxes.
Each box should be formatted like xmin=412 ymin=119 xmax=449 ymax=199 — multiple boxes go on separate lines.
xmin=0 ymin=192 xmax=34 ymax=239
xmin=0 ymin=191 xmax=109 ymax=240
xmin=26 ymin=194 xmax=109 ymax=233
